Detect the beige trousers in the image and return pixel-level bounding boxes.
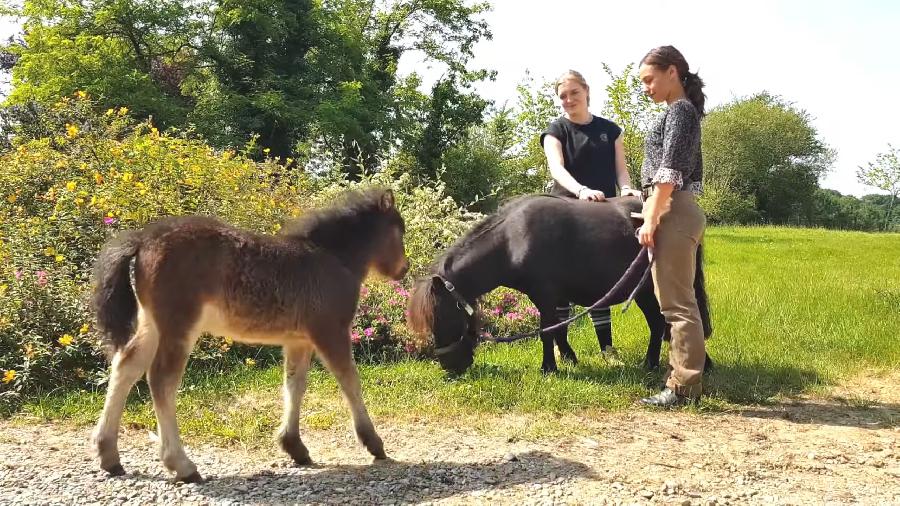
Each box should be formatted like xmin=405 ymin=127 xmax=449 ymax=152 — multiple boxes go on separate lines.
xmin=651 ymin=191 xmax=707 ymax=397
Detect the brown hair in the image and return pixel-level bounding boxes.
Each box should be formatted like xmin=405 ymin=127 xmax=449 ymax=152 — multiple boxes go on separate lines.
xmin=554 ymin=70 xmax=590 ymax=106
xmin=641 ymin=46 xmax=706 ymax=116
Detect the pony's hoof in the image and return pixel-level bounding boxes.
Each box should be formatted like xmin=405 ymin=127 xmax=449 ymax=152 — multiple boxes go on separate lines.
xmin=103 ymin=463 xmax=126 ymax=477
xmin=176 ymin=471 xmax=204 ymax=484
xmin=540 ymin=366 xmax=558 ymax=375
xmin=372 ymin=454 xmax=391 ymax=464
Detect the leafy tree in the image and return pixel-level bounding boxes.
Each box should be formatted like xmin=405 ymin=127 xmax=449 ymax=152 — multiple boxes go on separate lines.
xmin=600 ymin=63 xmax=662 ymax=183
xmin=702 ymin=93 xmax=833 ymax=224
xmin=857 ymin=144 xmax=900 ymax=231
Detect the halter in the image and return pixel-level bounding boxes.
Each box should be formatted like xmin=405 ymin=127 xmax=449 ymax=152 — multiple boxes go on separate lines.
xmin=431 ymin=274 xmax=476 ymax=357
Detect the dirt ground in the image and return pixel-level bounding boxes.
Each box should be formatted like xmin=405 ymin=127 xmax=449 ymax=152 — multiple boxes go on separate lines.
xmin=1 ymin=373 xmax=898 ymax=505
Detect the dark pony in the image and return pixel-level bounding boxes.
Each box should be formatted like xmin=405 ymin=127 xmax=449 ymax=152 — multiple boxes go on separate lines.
xmin=408 ymin=194 xmax=711 ymax=374
xmin=90 ymin=188 xmax=408 ymax=482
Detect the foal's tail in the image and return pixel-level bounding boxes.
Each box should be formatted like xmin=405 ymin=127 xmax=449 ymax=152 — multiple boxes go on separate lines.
xmin=92 ymin=231 xmax=143 ymax=354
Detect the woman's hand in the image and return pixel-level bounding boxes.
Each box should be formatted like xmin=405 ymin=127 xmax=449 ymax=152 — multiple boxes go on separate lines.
xmin=578 ymin=187 xmax=606 ymax=201
xmin=638 ymin=221 xmax=657 ymax=248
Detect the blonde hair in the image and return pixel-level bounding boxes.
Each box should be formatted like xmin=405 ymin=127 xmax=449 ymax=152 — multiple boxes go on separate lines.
xmin=554 ymin=70 xmax=590 ymax=105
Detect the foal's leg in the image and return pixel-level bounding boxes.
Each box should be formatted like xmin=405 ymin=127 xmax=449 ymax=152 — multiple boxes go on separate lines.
xmin=92 ymin=309 xmax=159 ymax=476
xmin=278 ymin=343 xmax=314 ymax=465
xmin=314 ymin=328 xmax=385 ymax=460
xmin=147 ymin=334 xmax=200 ymax=482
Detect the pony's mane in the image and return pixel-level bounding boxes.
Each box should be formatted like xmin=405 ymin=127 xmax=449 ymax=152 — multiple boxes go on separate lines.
xmin=431 ymin=194 xmax=544 ymax=274
xmin=280 ymin=188 xmax=391 ymax=243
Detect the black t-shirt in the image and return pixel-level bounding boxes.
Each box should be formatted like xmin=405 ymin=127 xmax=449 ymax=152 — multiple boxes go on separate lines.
xmin=540 ymin=115 xmax=622 ymax=198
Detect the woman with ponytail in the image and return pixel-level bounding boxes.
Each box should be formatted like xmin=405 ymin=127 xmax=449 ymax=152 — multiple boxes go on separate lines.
xmin=636 ymin=46 xmax=709 ymax=407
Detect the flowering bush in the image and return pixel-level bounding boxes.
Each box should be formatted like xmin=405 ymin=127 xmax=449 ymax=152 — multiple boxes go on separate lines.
xmin=0 ymin=94 xmax=545 ymax=412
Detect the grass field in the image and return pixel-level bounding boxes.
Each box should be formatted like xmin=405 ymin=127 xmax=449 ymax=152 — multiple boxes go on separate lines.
xmin=18 ymin=226 xmax=900 ymax=444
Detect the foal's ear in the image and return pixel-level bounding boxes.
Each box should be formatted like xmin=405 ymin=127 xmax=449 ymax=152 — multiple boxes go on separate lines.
xmin=379 ymin=189 xmax=395 ymax=211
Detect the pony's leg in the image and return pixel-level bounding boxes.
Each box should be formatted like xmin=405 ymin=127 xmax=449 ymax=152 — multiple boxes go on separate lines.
xmin=530 ymin=298 xmax=563 ymax=373
xmin=92 ymin=309 xmax=159 ymax=476
xmin=553 ymin=303 xmax=578 ymax=364
xmin=635 ymin=288 xmax=666 ymax=370
xmin=147 ymin=334 xmax=200 ymax=482
xmin=278 ymin=343 xmax=314 ymax=465
xmin=314 ymin=329 xmax=385 ymax=460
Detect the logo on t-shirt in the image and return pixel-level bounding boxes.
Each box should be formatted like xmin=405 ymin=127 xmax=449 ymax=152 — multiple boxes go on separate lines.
xmin=599 ymin=132 xmax=608 ymax=142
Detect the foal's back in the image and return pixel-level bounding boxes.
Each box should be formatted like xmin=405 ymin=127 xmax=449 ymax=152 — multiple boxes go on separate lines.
xmin=133 ymin=216 xmax=355 ymax=344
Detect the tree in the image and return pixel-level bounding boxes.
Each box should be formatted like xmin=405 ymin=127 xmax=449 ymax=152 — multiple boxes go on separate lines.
xmin=857 ymin=144 xmax=900 ymax=231
xmin=3 ymin=0 xmax=494 ymax=176
xmin=600 ymin=63 xmax=662 ymax=184
xmin=701 ymin=93 xmax=834 ymax=224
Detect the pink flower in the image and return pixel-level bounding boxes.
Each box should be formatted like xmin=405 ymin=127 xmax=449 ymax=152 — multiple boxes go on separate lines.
xmin=363 ymin=327 xmax=375 ymax=338
xmin=505 ymin=311 xmax=522 ymax=321
xmin=351 ymin=331 xmax=361 ymax=344
xmin=375 ymin=316 xmax=388 ymax=324
xmin=490 ymin=307 xmax=502 ymax=316
xmin=394 ymin=286 xmax=409 ymax=297
xmin=103 ymin=217 xmax=117 ymax=226
xmin=36 ymin=271 xmax=48 ymax=286
xmin=526 ymin=307 xmax=540 ymax=317
xmin=480 ymin=331 xmax=493 ymax=339
xmin=14 ymin=270 xmax=23 ymax=281
xmin=388 ymin=298 xmax=399 ymax=306
xmin=360 ymin=286 xmax=369 ymax=298
xmin=404 ymin=344 xmax=415 ymax=354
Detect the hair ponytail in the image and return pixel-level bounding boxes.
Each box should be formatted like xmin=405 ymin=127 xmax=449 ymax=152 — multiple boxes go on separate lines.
xmin=682 ymin=71 xmax=706 ymax=117
xmin=641 ymin=45 xmax=706 ymax=117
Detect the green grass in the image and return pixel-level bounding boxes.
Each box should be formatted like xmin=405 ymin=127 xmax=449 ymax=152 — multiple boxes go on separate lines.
xmin=14 ymin=226 xmax=900 ymax=444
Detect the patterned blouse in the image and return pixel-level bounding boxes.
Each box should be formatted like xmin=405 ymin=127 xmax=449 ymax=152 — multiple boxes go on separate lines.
xmin=640 ymin=98 xmax=703 ymax=194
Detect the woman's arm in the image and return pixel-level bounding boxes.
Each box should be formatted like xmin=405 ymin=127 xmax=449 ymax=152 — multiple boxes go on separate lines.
xmin=543 ymin=135 xmax=605 ymax=200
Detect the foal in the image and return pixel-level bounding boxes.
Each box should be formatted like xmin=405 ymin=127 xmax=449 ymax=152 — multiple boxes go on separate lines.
xmin=90 ymin=188 xmax=408 ymax=482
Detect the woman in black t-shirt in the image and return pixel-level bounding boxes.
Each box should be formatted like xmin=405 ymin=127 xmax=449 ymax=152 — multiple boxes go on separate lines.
xmin=540 ymin=70 xmax=642 ymax=360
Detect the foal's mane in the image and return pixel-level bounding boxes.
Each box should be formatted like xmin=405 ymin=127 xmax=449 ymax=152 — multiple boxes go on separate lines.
xmin=279 ymin=188 xmax=392 ymax=244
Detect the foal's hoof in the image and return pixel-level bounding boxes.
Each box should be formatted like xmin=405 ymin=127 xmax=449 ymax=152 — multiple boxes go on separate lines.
xmin=103 ymin=463 xmax=126 ymax=477
xmin=176 ymin=471 xmax=205 ymax=484
xmin=540 ymin=365 xmax=558 ymax=375
xmin=291 ymin=455 xmax=314 ymax=467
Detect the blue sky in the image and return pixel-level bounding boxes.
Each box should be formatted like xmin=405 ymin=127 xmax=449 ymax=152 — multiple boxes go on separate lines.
xmin=3 ymin=1 xmax=898 ymax=196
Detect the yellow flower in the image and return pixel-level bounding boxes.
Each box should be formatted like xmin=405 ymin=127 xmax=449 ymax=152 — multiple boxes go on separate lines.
xmin=262 ymin=148 xmax=271 ymax=155
xmin=58 ymin=334 xmax=74 ymax=346
xmin=245 ymin=358 xmax=256 ymax=367
xmin=43 ymin=246 xmax=56 ymax=256
xmin=74 ymin=198 xmax=85 ymax=205
xmin=65 ymin=123 xmax=79 ymax=138
xmin=118 ymin=107 xmax=128 ymax=116
xmin=66 ymin=181 xmax=77 ymax=191
xmin=106 ymin=211 xmax=115 ymax=218
xmin=55 ymin=254 xmax=64 ymax=262
xmin=150 ymin=127 xmax=158 ymax=136
xmin=79 ymin=323 xmax=89 ymax=334
xmin=106 ymin=108 xmax=115 ymax=116
xmin=121 ymin=172 xmax=134 ymax=182
xmin=2 ymin=370 xmax=15 ymax=384
xmin=272 ymin=223 xmax=282 ymax=233
xmin=75 ymin=90 xmax=87 ymax=99
xmin=23 ymin=343 xmax=34 ymax=359
xmin=94 ymin=172 xmax=104 ymax=184
xmin=6 ymin=195 xmax=16 ymax=203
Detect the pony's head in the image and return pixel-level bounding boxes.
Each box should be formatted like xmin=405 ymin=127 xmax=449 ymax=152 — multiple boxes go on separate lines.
xmin=366 ymin=189 xmax=409 ymax=281
xmin=408 ymin=275 xmax=479 ymax=374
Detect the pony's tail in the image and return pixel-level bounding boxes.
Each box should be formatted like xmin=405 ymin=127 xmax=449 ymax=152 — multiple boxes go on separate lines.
xmin=695 ymin=243 xmax=713 ymax=339
xmin=407 ymin=277 xmax=436 ymax=336
xmin=91 ymin=231 xmax=142 ymax=354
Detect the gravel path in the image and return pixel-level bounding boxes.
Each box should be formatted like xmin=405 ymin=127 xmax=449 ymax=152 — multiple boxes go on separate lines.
xmin=2 ymin=390 xmax=898 ymax=505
